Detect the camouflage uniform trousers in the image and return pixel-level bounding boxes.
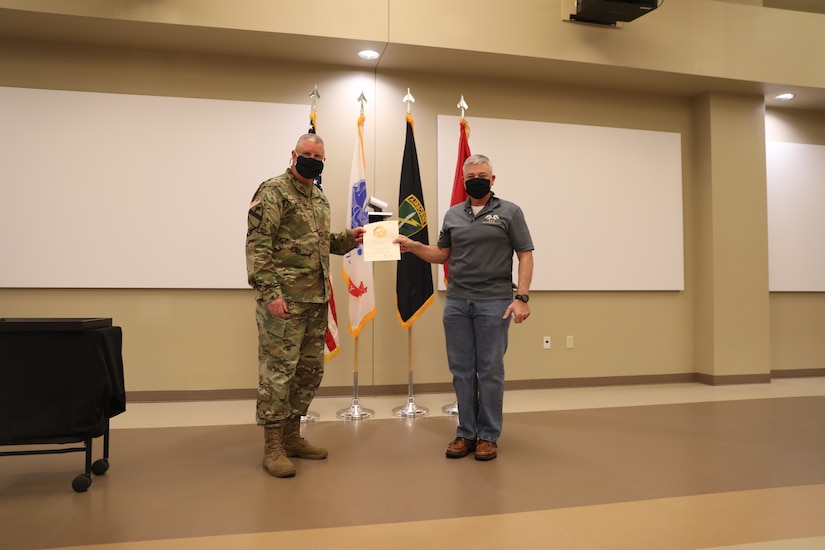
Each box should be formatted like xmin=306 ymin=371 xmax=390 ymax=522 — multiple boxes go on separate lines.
xmin=255 ymin=299 xmax=327 ymax=426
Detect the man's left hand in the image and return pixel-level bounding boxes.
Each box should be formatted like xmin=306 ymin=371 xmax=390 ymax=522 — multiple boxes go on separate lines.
xmin=504 ymin=300 xmax=530 ymax=324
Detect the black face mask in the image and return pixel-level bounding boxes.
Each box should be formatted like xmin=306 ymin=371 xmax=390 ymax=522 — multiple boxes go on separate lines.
xmin=295 ymin=155 xmax=324 ymax=179
xmin=465 ymin=178 xmax=491 ymax=199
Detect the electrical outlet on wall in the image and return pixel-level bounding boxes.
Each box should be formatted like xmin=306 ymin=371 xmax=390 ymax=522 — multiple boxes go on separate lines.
xmin=543 ymin=336 xmax=551 ymax=350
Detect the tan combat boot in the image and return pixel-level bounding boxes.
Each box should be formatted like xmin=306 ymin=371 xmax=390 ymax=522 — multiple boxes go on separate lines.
xmin=282 ymin=417 xmax=328 ymax=459
xmin=263 ymin=425 xmax=296 ymax=478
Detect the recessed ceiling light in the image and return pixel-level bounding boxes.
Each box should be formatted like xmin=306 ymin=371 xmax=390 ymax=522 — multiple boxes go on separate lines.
xmin=774 ymin=93 xmax=795 ymax=101
xmin=358 ymin=50 xmax=380 ymax=61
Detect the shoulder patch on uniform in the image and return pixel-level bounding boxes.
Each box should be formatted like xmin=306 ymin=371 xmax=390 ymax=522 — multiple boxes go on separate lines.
xmin=248 ymin=200 xmax=263 ymax=230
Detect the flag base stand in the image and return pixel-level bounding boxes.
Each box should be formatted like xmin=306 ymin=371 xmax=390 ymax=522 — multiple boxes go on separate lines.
xmin=393 ymin=370 xmax=429 ymax=418
xmin=393 ymin=396 xmax=429 ymax=418
xmin=441 ymin=400 xmax=459 ymax=415
xmin=300 ymin=410 xmax=320 ymax=423
xmin=337 ymin=349 xmax=372 ymax=420
xmin=336 ymin=398 xmax=374 ymax=420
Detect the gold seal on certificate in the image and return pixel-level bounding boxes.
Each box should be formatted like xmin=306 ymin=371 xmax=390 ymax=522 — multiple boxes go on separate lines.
xmin=363 ymin=220 xmax=400 ymax=262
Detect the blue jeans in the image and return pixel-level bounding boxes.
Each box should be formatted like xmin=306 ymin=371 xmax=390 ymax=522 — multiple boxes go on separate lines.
xmin=443 ymin=297 xmax=512 ymax=442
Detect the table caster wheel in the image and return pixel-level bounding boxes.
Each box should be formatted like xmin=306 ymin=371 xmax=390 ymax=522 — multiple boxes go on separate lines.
xmin=72 ymin=474 xmax=91 ymax=492
xmin=92 ymin=458 xmax=109 ymax=476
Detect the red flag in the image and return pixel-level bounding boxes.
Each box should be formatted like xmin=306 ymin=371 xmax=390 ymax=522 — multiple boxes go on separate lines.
xmin=309 ymin=109 xmax=340 ymax=361
xmin=444 ymin=118 xmax=471 ymax=283
xmin=324 ymin=282 xmax=340 ymax=360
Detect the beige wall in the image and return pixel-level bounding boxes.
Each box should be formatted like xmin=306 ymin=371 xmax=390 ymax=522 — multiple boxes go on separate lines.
xmin=1 ymin=0 xmax=823 ymax=398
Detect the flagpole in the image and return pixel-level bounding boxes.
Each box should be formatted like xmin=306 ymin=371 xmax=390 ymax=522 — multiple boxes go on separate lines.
xmin=337 ymin=92 xmax=375 ymax=421
xmin=336 ymin=336 xmax=374 ymax=420
xmin=442 ymin=95 xmax=470 ymax=416
xmin=302 ymin=84 xmax=325 ymax=424
xmin=392 ymin=326 xmax=429 ymax=417
xmin=393 ymin=90 xmax=428 ymax=418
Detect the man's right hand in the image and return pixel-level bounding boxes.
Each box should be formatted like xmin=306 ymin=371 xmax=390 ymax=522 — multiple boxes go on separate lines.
xmin=267 ymin=297 xmax=288 ymax=319
xmin=394 ymin=235 xmax=413 ymax=254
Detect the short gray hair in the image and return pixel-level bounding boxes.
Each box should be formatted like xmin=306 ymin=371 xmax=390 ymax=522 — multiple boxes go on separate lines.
xmin=463 ymin=154 xmax=492 ymax=175
xmin=296 ymin=133 xmax=324 ymax=149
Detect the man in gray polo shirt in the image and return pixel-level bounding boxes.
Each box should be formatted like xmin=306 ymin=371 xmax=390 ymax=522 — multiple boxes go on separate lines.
xmin=395 ymin=153 xmax=534 ymax=461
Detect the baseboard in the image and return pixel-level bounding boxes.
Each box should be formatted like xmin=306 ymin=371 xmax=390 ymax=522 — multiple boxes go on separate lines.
xmin=125 ymin=373 xmax=704 ymax=403
xmin=127 ymin=370 xmax=825 ymax=403
xmin=127 ymin=388 xmax=257 ymax=402
xmin=505 ymin=373 xmax=698 ymax=389
xmin=771 ymin=368 xmax=825 ymax=378
xmin=694 ymin=373 xmax=772 ymax=386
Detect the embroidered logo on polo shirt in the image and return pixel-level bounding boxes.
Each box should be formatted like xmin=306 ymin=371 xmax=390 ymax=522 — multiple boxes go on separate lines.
xmin=482 ymin=214 xmax=502 ymax=224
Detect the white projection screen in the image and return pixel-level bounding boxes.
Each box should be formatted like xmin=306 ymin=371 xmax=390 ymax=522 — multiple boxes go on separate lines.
xmin=0 ymin=86 xmax=308 ymax=288
xmin=436 ymin=115 xmax=685 ymax=291
xmin=766 ymin=140 xmax=825 ymax=292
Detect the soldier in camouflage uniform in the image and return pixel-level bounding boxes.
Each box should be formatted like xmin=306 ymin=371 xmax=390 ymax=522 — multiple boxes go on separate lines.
xmin=246 ymin=133 xmax=365 ymax=478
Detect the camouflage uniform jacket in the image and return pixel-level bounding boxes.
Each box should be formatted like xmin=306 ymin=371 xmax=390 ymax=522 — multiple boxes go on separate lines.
xmin=246 ymin=169 xmax=357 ymax=304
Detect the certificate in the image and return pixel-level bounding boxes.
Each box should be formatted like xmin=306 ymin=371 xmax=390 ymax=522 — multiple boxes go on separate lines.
xmin=363 ymin=220 xmax=400 ymax=262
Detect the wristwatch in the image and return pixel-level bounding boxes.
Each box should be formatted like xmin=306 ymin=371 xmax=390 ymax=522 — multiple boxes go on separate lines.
xmin=514 ymin=294 xmax=529 ymax=303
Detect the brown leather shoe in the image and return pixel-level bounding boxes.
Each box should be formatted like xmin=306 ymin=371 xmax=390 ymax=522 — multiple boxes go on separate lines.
xmin=446 ymin=437 xmax=477 ymax=458
xmin=474 ymin=440 xmax=498 ymax=461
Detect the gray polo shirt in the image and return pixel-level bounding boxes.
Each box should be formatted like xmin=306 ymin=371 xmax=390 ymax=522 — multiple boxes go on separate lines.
xmin=437 ymin=194 xmax=534 ymax=300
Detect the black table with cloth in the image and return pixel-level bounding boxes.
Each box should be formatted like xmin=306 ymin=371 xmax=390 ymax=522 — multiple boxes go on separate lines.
xmin=0 ymin=318 xmax=126 ymax=492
